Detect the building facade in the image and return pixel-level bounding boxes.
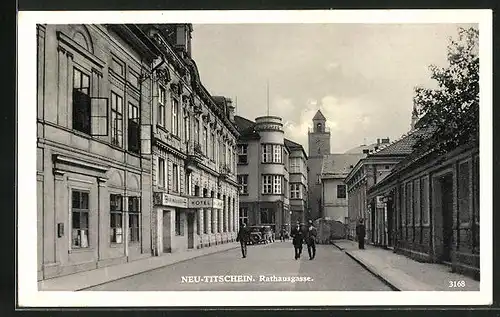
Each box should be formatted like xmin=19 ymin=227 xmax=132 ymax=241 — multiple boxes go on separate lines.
xmin=235 ymin=115 xmax=308 ymax=232
xmin=139 ymin=24 xmax=240 ymax=255
xmin=367 ymin=141 xmax=479 ymax=279
xmin=320 ymin=154 xmax=365 ymax=223
xmin=284 ymin=139 xmax=308 ymax=225
xmin=344 ymin=134 xmax=420 ymax=241
xmin=36 ymin=23 xmax=240 ymax=282
xmin=307 ymin=110 xmax=331 ymax=220
xmin=37 ymin=24 xmax=156 ymax=280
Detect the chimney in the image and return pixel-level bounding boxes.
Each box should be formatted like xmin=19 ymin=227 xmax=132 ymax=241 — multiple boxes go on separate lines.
xmin=174 ymin=24 xmax=193 ymax=58
xmin=382 ymin=138 xmax=390 ymax=144
xmin=362 ymin=149 xmax=370 ymax=154
xmin=227 ymin=98 xmax=235 ymax=122
xmin=377 ymin=138 xmax=380 ymax=145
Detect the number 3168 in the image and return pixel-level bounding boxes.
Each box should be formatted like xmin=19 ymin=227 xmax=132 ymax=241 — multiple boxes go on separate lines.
xmin=449 ymin=280 xmax=466 ymax=288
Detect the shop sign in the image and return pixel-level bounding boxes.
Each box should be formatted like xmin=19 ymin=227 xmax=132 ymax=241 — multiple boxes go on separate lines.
xmin=157 ymin=193 xmax=188 ymax=208
xmin=188 ymin=198 xmax=224 ymax=209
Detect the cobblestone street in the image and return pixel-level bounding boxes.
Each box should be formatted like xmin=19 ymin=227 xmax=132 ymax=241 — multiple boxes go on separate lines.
xmin=86 ymin=242 xmax=392 ymax=291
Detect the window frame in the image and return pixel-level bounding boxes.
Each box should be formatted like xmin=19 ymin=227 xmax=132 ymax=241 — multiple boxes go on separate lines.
xmin=128 ymin=196 xmax=141 ymax=243
xmin=171 ymin=97 xmax=179 ymax=136
xmin=110 ymin=91 xmax=124 ymax=147
xmin=238 ymin=175 xmax=249 ymax=194
xmin=158 ymin=157 xmax=166 ymax=188
xmin=71 ymin=189 xmax=91 ymax=249
xmin=172 ymin=163 xmax=180 ymax=193
xmin=337 ymin=184 xmax=347 ymax=199
xmin=239 ymin=207 xmax=248 ymax=225
xmin=110 ymin=194 xmax=124 ymax=244
xmin=128 ymin=102 xmax=140 ymax=154
xmin=158 ymin=85 xmax=166 ymax=127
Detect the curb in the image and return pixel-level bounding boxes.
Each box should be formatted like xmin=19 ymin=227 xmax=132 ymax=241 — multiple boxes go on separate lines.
xmin=76 ymin=244 xmax=241 ymax=291
xmin=343 ymin=250 xmax=400 ymax=291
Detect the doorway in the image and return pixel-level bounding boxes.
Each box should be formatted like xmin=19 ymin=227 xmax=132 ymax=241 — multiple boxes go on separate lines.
xmin=187 ymin=212 xmax=195 ymax=249
xmin=387 ymin=199 xmax=394 ymax=247
xmin=162 ymin=210 xmax=172 ymax=253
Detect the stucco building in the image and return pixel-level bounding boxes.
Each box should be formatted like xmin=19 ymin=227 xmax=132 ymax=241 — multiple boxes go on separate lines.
xmin=36 ymin=23 xmax=240 ymax=282
xmin=234 ymin=115 xmax=308 ymax=232
xmin=139 ymin=24 xmax=240 ymax=255
xmin=320 ymin=154 xmax=365 ymax=223
xmin=36 ymin=24 xmax=156 ymax=280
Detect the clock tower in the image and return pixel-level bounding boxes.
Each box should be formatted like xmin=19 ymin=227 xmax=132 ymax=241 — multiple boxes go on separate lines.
xmin=308 ymin=110 xmax=331 ymax=157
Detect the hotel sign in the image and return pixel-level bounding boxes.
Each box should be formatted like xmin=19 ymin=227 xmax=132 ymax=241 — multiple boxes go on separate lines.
xmin=188 ymin=198 xmax=224 ymax=209
xmin=155 ymin=192 xmax=188 ymax=208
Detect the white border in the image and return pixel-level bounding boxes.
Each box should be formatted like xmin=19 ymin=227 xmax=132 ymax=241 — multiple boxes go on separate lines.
xmin=18 ymin=9 xmax=493 ymax=307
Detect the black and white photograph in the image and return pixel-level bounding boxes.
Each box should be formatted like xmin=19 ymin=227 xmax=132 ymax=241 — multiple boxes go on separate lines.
xmin=18 ymin=10 xmax=492 ymax=307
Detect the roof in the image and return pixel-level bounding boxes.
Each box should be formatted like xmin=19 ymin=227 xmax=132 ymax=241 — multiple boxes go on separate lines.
xmin=367 ymin=127 xmax=433 ymax=157
xmin=284 ymin=138 xmax=308 ymax=159
xmin=321 ymin=154 xmax=365 ymax=178
xmin=312 ymin=110 xmax=326 ymax=121
xmin=234 ymin=115 xmax=260 ymax=140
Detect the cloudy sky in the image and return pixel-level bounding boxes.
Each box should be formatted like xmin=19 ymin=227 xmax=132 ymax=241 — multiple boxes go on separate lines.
xmin=191 ymin=23 xmax=475 ymax=153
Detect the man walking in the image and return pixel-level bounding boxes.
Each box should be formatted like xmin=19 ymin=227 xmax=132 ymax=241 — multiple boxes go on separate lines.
xmin=236 ymin=223 xmax=250 ymax=258
xmin=306 ymin=220 xmax=317 ymax=260
xmin=290 ymin=221 xmax=303 ymax=260
xmin=356 ymin=218 xmax=366 ymax=249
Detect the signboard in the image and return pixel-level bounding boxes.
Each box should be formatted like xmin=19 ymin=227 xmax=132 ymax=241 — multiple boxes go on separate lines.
xmin=188 ymin=198 xmax=224 ymax=209
xmin=156 ymin=193 xmax=188 ymax=208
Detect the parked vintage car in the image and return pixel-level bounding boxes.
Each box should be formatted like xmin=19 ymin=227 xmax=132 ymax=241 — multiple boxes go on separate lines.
xmin=247 ymin=225 xmax=274 ymax=245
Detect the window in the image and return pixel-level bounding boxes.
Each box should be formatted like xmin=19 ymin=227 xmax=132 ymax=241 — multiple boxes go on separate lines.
xmin=223 ymin=143 xmax=227 ymax=166
xmin=291 ymin=183 xmax=300 ymax=199
xmin=110 ymin=194 xmax=123 ymax=244
xmin=128 ymin=196 xmax=141 ymax=243
xmin=158 ymin=86 xmax=165 ymax=127
xmin=238 ymin=175 xmax=248 ymax=194
xmin=72 ymin=68 xmax=91 ymax=134
xmin=262 ymin=175 xmax=273 ymax=194
xmin=239 ymin=207 xmax=248 ymax=225
xmin=158 ymin=157 xmax=165 ymax=188
xmin=184 ymin=110 xmax=190 ymax=142
xmin=185 ymin=170 xmax=192 ymax=195
xmin=171 ymin=98 xmax=179 ymax=136
xmin=128 ymin=71 xmax=139 ymax=88
xmin=211 ymin=132 xmax=216 ymax=160
xmin=260 ymin=208 xmax=275 ymax=224
xmin=194 ymin=118 xmax=200 ymax=145
xmin=111 ymin=92 xmax=123 ymax=147
xmin=337 ymin=184 xmax=347 ymax=198
xmin=273 ymin=145 xmax=282 ymax=163
xmin=175 ymin=210 xmax=183 ymax=236
xmin=274 ymin=175 xmax=282 ymax=194
xmin=290 ymin=158 xmax=300 ymax=173
xmin=238 ymin=144 xmax=248 ymax=164
xmin=203 ymin=126 xmax=208 ymax=155
xmin=414 ymin=179 xmax=421 ymax=227
xmin=172 ymin=163 xmax=179 ymax=192
xmin=262 ymin=144 xmax=272 ymax=163
xmin=71 ymin=190 xmax=90 ymax=248
xmin=262 ymin=175 xmax=282 ymax=194
xmin=284 ymin=179 xmax=288 ymax=198
xmin=128 ymin=103 xmax=140 ymax=154
xmin=111 ymin=58 xmax=124 ymax=76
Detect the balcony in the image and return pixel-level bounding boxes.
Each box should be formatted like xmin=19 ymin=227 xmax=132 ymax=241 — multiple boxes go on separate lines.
xmin=185 ymin=141 xmax=204 ymax=170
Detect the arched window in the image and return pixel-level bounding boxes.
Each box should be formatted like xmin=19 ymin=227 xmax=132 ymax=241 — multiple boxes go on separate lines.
xmin=316 ymin=123 xmax=323 ymax=132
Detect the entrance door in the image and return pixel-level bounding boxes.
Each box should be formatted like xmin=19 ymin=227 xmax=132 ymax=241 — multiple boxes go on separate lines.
xmin=441 ymin=174 xmax=454 ymax=262
xmin=162 ymin=210 xmax=172 ymax=253
xmin=187 ymin=212 xmax=195 ymax=249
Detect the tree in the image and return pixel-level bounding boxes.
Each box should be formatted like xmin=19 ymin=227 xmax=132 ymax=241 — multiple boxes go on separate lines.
xmin=413 ymin=27 xmax=479 ymax=153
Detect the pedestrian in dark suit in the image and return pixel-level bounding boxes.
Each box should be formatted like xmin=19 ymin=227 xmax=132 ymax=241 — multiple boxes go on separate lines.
xmin=356 ymin=219 xmax=366 ymax=249
xmin=236 ymin=223 xmax=250 ymax=258
xmin=306 ymin=220 xmax=318 ymax=260
xmin=290 ymin=221 xmax=304 ymax=260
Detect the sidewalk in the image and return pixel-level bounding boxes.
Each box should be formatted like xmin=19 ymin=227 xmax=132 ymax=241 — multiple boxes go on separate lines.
xmin=39 ymin=242 xmax=241 ymax=291
xmin=333 ymin=240 xmax=479 ymax=291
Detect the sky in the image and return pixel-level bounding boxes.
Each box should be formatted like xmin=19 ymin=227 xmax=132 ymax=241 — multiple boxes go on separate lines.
xmin=191 ymin=23 xmax=476 ymax=153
